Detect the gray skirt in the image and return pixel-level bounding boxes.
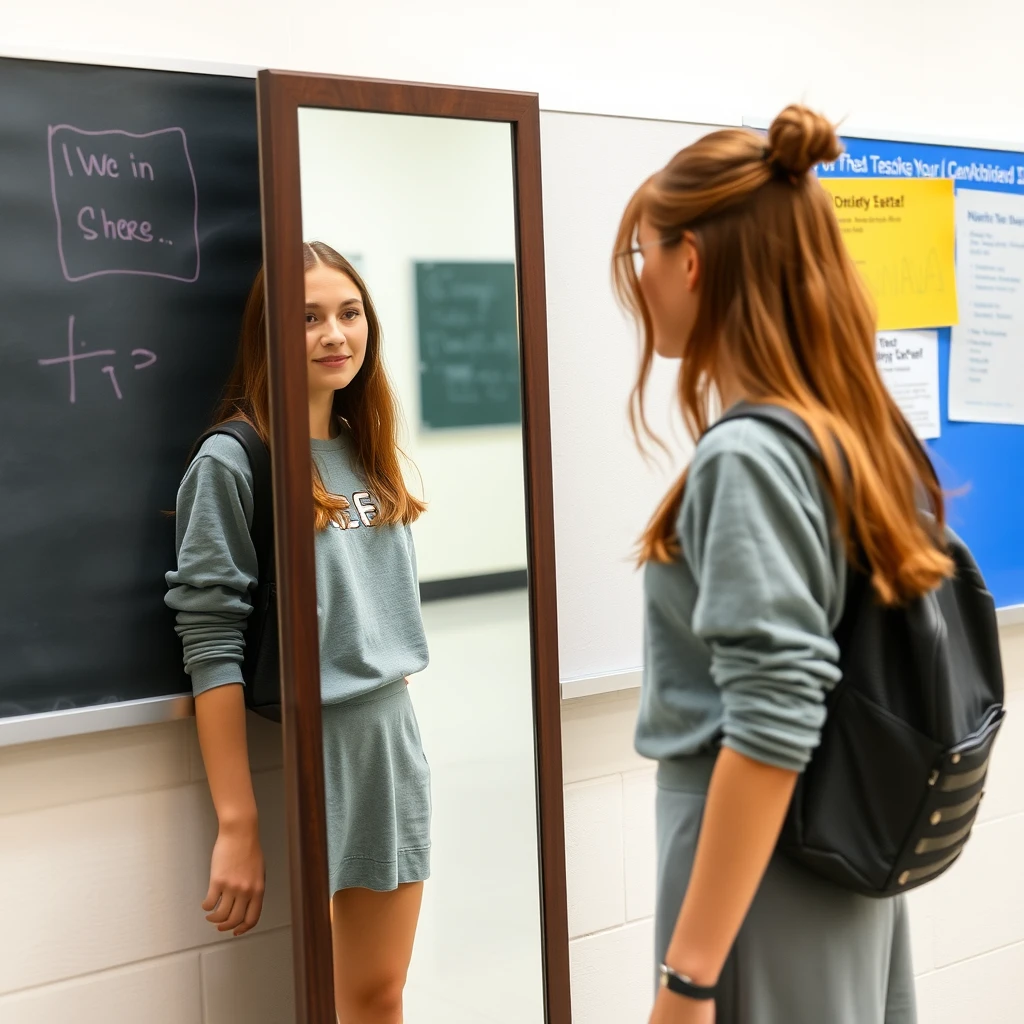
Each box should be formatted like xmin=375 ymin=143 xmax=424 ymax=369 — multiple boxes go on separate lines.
xmin=322 ymin=679 xmax=431 ymax=895
xmin=655 ymin=757 xmax=917 ymax=1024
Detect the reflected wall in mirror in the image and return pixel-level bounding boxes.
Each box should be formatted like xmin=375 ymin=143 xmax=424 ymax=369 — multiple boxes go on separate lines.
xmin=257 ymin=73 xmax=568 ymax=1024
xmin=299 ymin=109 xmax=538 ymax=1023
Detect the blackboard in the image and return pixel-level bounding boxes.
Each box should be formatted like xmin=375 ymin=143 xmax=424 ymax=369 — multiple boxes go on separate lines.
xmin=0 ymin=57 xmax=263 ymax=718
xmin=414 ymin=261 xmax=522 ymax=429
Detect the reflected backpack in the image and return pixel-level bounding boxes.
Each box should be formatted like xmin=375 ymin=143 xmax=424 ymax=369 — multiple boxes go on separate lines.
xmin=192 ymin=421 xmax=281 ymax=722
xmin=715 ymin=403 xmax=1005 ymax=897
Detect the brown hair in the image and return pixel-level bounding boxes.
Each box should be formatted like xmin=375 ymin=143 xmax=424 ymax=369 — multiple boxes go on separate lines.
xmin=212 ymin=241 xmax=425 ymax=531
xmin=613 ymin=105 xmax=951 ymax=605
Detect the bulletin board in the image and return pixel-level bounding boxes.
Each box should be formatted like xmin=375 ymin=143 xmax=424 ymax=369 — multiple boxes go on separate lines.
xmin=816 ymin=135 xmax=1024 ymax=610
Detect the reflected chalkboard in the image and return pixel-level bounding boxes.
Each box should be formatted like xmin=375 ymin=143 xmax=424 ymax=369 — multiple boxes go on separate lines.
xmin=0 ymin=57 xmax=262 ymax=718
xmin=415 ymin=261 xmax=521 ymax=429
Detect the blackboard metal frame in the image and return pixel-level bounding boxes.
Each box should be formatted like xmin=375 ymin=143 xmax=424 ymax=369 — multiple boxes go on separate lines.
xmin=256 ymin=70 xmax=569 ymax=1024
xmin=0 ymin=44 xmax=259 ymax=80
xmin=0 ymin=693 xmax=195 ymax=749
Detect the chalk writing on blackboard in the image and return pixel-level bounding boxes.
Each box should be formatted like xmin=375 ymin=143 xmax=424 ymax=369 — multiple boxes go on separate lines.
xmin=48 ymin=125 xmax=200 ymax=283
xmin=37 ymin=315 xmax=157 ymax=403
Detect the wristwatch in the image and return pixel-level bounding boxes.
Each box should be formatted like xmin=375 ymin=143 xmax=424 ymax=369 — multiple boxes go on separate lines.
xmin=658 ymin=963 xmax=717 ymax=1001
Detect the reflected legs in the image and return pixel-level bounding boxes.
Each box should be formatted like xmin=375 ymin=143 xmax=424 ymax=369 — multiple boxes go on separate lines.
xmin=331 ymin=882 xmax=424 ymax=1024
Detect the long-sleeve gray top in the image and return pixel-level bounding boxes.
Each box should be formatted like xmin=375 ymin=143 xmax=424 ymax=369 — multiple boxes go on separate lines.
xmin=165 ymin=430 xmax=429 ymax=705
xmin=635 ymin=417 xmax=847 ymax=774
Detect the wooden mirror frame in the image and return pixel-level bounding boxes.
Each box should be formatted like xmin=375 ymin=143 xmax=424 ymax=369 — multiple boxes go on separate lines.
xmin=256 ymin=70 xmax=570 ymax=1024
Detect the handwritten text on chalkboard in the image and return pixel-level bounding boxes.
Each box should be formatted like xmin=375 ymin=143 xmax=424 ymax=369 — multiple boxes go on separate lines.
xmin=48 ymin=126 xmax=200 ymax=283
xmin=37 ymin=315 xmax=157 ymax=403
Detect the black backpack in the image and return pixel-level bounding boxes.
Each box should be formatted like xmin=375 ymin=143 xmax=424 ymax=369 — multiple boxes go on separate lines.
xmin=192 ymin=421 xmax=281 ymax=722
xmin=715 ymin=403 xmax=1005 ymax=897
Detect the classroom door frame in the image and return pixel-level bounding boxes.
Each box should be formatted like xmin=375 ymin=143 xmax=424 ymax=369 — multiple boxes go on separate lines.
xmin=256 ymin=69 xmax=570 ymax=1024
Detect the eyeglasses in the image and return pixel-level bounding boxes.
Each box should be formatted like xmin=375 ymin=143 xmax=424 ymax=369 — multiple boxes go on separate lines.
xmin=616 ymin=234 xmax=682 ymax=275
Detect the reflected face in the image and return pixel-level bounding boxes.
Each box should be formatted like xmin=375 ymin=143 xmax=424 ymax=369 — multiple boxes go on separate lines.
xmin=636 ymin=216 xmax=701 ymax=360
xmin=305 ymin=263 xmax=369 ymax=394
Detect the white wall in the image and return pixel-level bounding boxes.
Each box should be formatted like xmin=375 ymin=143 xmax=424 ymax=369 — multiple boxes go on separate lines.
xmin=0 ymin=716 xmax=295 ymax=1023
xmin=8 ymin=1 xmax=1024 ymax=144
xmin=297 ymin=109 xmax=527 ymax=582
xmin=541 ymin=110 xmax=706 ymax=681
xmin=5 ymin=2 xmax=1024 ymax=1021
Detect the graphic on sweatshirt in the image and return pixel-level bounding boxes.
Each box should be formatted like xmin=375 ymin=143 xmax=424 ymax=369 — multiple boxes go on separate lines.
xmin=330 ymin=491 xmax=378 ymax=530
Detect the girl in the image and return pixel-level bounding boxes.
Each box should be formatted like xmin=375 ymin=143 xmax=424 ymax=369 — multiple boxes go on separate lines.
xmin=166 ymin=242 xmax=431 ymax=1024
xmin=613 ymin=106 xmax=949 ymax=1023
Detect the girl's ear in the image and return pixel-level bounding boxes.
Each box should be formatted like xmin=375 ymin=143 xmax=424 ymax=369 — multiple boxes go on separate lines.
xmin=681 ymin=233 xmax=702 ymax=293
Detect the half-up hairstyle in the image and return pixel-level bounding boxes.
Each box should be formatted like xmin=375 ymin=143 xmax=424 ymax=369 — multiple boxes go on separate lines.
xmin=211 ymin=242 xmax=425 ymax=531
xmin=613 ymin=105 xmax=952 ymax=605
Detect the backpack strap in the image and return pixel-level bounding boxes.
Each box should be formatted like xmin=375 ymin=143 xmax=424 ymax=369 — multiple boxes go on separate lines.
xmin=192 ymin=421 xmax=275 ymax=586
xmin=707 ymin=400 xmax=866 ymax=615
xmin=713 ymin=401 xmax=930 ymax=513
xmin=712 ymin=401 xmax=823 ymax=461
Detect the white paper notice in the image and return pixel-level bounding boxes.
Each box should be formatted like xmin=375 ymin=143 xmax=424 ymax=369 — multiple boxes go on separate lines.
xmin=949 ymin=189 xmax=1024 ymax=424
xmin=876 ymin=330 xmax=941 ymax=439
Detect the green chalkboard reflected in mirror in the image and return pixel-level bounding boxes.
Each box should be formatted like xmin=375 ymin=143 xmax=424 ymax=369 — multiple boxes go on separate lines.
xmin=415 ymin=260 xmax=522 ymax=430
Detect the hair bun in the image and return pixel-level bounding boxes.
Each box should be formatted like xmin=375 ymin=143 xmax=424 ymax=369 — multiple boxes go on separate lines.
xmin=766 ymin=105 xmax=842 ymax=178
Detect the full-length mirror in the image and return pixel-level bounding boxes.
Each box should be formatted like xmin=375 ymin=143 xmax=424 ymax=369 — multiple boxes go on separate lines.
xmin=257 ymin=74 xmax=568 ymax=1024
xmin=298 ymin=108 xmax=538 ymax=1023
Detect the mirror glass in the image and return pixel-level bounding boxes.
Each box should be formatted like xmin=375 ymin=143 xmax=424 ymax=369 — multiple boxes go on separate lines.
xmin=297 ymin=107 xmax=544 ymax=1023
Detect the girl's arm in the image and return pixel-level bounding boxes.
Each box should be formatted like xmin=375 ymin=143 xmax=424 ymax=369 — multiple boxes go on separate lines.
xmin=194 ymin=683 xmax=265 ymax=936
xmin=662 ymin=749 xmax=797 ymax=984
xmin=166 ymin=439 xmax=265 ymax=935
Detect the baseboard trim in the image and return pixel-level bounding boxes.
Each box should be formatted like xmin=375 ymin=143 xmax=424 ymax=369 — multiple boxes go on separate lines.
xmin=560 ymin=669 xmax=642 ymax=701
xmin=419 ymin=569 xmax=528 ymax=603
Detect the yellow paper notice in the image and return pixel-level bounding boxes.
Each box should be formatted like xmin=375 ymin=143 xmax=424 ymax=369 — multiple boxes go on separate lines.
xmin=819 ymin=177 xmax=958 ymax=330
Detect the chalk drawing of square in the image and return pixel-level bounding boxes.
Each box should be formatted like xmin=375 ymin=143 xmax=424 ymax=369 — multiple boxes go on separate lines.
xmin=48 ymin=125 xmax=200 ymax=283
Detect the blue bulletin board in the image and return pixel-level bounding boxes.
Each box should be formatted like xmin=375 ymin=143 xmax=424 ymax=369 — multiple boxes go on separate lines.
xmin=816 ymin=136 xmax=1024 ymax=610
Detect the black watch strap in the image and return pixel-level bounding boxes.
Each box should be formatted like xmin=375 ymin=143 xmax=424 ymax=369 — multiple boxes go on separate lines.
xmin=659 ymin=964 xmax=717 ymax=1001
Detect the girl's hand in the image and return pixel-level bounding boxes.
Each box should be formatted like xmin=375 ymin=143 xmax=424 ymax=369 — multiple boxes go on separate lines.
xmin=203 ymin=819 xmax=266 ymax=936
xmin=649 ymin=987 xmax=716 ymax=1024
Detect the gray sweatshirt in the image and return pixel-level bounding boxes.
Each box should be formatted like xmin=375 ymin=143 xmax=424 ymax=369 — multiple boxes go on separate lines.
xmin=165 ymin=430 xmax=429 ymax=705
xmin=635 ymin=417 xmax=847 ymax=774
